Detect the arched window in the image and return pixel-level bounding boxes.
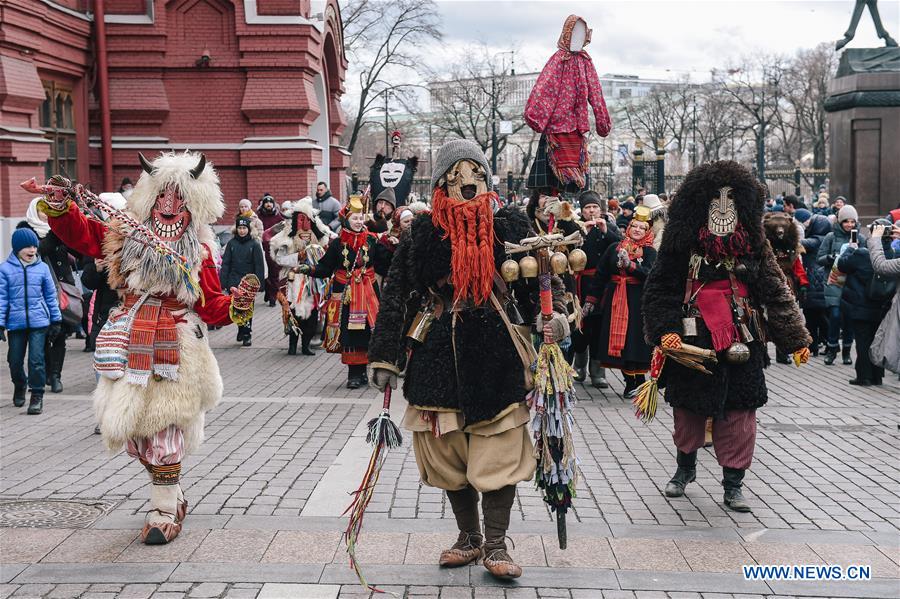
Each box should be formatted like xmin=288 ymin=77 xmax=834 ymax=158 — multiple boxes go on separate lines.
xmin=40 ymin=82 xmax=77 ymax=180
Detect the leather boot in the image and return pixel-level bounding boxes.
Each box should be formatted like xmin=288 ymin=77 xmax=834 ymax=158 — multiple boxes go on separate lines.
xmin=13 ymin=385 xmax=26 ymax=408
xmin=27 ymin=391 xmax=43 ymax=415
xmin=141 ymin=483 xmax=182 ymax=544
xmin=589 ymin=360 xmax=608 ymax=389
xmin=665 ymin=451 xmax=697 ymax=497
xmin=841 ymin=345 xmax=853 ymax=365
xmin=301 ymin=335 xmax=315 ymax=356
xmin=722 ymin=467 xmax=752 ymax=512
xmin=287 ymin=333 xmax=298 ymax=356
xmin=823 ymin=347 xmax=837 ymax=365
xmin=482 ymin=485 xmax=521 ymax=579
xmin=623 ymin=374 xmax=641 ymax=399
xmin=49 ymin=374 xmax=63 ymax=394
xmin=242 ymin=333 xmax=252 ymax=347
xmin=439 ymin=486 xmax=482 ymax=567
xmin=572 ymin=351 xmax=588 ymax=383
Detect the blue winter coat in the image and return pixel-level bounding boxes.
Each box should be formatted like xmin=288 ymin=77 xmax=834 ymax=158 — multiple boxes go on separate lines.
xmin=0 ymin=252 xmax=62 ymax=331
xmin=799 ymin=214 xmax=831 ymax=309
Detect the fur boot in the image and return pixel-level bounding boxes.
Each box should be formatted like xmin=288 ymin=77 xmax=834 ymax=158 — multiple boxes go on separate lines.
xmin=439 ymin=486 xmax=482 ymax=567
xmin=482 ymin=485 xmax=521 ymax=579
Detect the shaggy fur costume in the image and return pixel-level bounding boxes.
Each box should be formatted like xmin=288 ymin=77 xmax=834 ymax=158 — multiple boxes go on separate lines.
xmin=47 ymin=152 xmax=233 ymax=453
xmin=763 ymin=212 xmax=804 ymax=296
xmin=368 ymin=205 xmax=535 ymax=426
xmin=642 ymin=161 xmax=811 ymax=416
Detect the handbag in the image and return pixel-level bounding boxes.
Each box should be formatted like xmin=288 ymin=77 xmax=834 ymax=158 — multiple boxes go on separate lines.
xmin=49 ymin=267 xmax=83 ymax=327
xmin=93 ymin=293 xmax=148 ymax=380
xmin=489 ymin=291 xmax=537 ymax=391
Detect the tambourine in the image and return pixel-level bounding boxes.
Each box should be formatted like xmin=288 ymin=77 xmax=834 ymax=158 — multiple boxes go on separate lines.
xmin=232 ymin=274 xmax=260 ymax=311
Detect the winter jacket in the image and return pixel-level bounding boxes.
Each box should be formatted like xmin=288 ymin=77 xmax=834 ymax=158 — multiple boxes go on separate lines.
xmin=867 ymin=234 xmax=900 ymax=280
xmin=219 ymin=234 xmax=265 ymax=292
xmin=837 ymin=246 xmax=888 ymax=322
xmin=0 ymin=252 xmax=62 ymax=331
xmin=80 ymin=259 xmax=119 ymax=340
xmin=39 ymin=230 xmax=77 ymax=285
xmin=867 ymin=233 xmax=900 ymax=374
xmin=312 ymin=192 xmax=342 ymax=232
xmin=816 ymin=222 xmax=855 ymax=307
xmin=799 ymin=214 xmax=831 ymax=309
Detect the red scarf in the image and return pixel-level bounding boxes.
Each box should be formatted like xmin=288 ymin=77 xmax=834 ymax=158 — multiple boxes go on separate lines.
xmin=431 ymin=188 xmax=496 ymax=306
xmin=607 ymin=227 xmax=654 ymax=357
xmin=618 ymin=223 xmax=655 ymax=260
xmin=340 ymin=227 xmax=371 ymax=252
xmin=697 ymin=222 xmax=751 ymax=262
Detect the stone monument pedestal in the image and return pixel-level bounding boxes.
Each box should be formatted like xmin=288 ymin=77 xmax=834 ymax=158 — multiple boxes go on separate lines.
xmin=825 ymin=48 xmax=900 ymax=219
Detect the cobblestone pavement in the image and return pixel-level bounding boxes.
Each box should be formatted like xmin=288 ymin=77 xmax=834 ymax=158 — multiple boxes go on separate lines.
xmin=1 ymin=304 xmax=898 ymax=598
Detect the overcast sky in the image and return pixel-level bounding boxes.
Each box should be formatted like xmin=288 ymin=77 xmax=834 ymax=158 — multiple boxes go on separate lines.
xmin=409 ymin=0 xmax=898 ymax=80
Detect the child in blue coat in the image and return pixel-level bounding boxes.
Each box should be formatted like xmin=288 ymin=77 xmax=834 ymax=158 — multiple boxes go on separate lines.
xmin=0 ymin=228 xmax=62 ymax=414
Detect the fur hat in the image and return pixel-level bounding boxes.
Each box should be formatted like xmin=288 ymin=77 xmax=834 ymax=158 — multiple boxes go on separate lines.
xmin=662 ymin=160 xmax=767 ymax=254
xmin=431 ymin=139 xmax=492 ymax=190
xmin=641 ymin=194 xmax=662 ymax=210
xmin=621 ymin=200 xmax=636 ymax=212
xmin=837 ymin=204 xmax=859 ymax=223
xmin=130 ymin=151 xmax=223 ymax=225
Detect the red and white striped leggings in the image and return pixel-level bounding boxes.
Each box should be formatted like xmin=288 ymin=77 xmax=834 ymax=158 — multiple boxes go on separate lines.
xmin=126 ymin=425 xmax=184 ymax=466
xmin=672 ymin=408 xmax=756 ymax=470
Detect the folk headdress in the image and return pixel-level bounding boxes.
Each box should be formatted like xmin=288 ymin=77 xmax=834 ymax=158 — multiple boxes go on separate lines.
xmin=339 ymin=195 xmax=370 ymax=252
xmin=430 ymin=139 xmax=496 ymax=306
xmin=619 ymin=206 xmax=655 ymax=260
xmin=659 ymin=160 xmax=766 ymax=262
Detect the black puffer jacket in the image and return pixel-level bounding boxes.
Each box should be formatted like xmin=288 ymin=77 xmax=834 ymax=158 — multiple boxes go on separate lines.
xmin=219 ymin=234 xmax=265 ymax=291
xmin=837 ymin=244 xmax=891 ymax=323
xmin=39 ymin=231 xmax=77 ymax=285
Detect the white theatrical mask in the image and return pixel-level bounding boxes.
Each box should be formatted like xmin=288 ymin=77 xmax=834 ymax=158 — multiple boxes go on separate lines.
xmin=379 ymin=160 xmax=407 ymax=188
xmin=570 ymin=20 xmax=587 ymax=52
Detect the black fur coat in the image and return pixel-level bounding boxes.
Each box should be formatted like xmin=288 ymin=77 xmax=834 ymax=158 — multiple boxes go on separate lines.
xmin=368 ymin=205 xmax=535 ymax=425
xmin=642 ymin=161 xmax=811 ymax=417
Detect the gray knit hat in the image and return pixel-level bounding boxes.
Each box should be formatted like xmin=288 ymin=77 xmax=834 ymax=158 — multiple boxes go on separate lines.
xmin=837 ymin=204 xmax=858 ymax=223
xmin=430 ymin=139 xmax=492 ymax=190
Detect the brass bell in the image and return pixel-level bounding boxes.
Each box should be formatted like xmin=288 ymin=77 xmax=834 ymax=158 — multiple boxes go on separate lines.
xmin=550 ymin=252 xmax=569 ymax=275
xmin=724 ymin=342 xmax=750 ymax=364
xmin=500 ymin=259 xmax=520 ymax=282
xmin=519 ymin=255 xmax=538 ymax=278
xmin=568 ymin=248 xmax=587 ymax=272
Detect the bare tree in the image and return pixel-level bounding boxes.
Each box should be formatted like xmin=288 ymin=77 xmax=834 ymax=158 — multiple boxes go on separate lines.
xmin=779 ymin=42 xmax=837 ymax=171
xmin=423 ymin=45 xmax=529 ymax=168
xmin=340 ymin=0 xmax=442 ymax=154
xmin=693 ymin=84 xmax=746 ymax=163
xmin=616 ymin=87 xmax=675 ymax=151
xmin=715 ymin=55 xmax=787 ymax=180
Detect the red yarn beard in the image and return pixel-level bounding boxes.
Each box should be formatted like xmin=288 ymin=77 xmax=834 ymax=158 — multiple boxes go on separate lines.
xmin=431 ymin=188 xmax=496 ymax=306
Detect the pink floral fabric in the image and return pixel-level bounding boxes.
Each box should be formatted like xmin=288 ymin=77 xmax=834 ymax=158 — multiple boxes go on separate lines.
xmin=524 ymin=50 xmax=611 ymax=137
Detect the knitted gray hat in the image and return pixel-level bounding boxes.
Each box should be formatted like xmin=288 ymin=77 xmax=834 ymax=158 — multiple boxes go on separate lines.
xmin=430 ymin=139 xmax=492 ymax=190
xmin=837 ymin=204 xmax=858 ymax=223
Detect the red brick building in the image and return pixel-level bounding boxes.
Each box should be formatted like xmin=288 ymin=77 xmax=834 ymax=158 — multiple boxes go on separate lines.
xmin=0 ymin=0 xmax=348 ymax=235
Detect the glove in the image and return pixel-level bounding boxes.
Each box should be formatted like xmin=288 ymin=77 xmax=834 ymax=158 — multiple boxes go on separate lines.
xmin=581 ymin=302 xmax=594 ymax=318
xmin=47 ymin=322 xmax=62 ymax=338
xmin=792 ymin=347 xmax=810 ymax=366
xmin=297 ymin=264 xmax=312 ymax=275
xmin=661 ymin=333 xmax=682 ymax=350
xmin=0 ymin=327 xmax=5 ymax=342
xmin=370 ymin=366 xmax=398 ymax=392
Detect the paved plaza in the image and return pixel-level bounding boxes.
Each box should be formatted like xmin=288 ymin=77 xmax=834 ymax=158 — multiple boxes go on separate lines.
xmin=1 ymin=305 xmax=898 ymax=599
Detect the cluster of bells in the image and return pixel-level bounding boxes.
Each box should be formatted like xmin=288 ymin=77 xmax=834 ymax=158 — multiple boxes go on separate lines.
xmin=500 ymin=248 xmax=588 ymax=282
